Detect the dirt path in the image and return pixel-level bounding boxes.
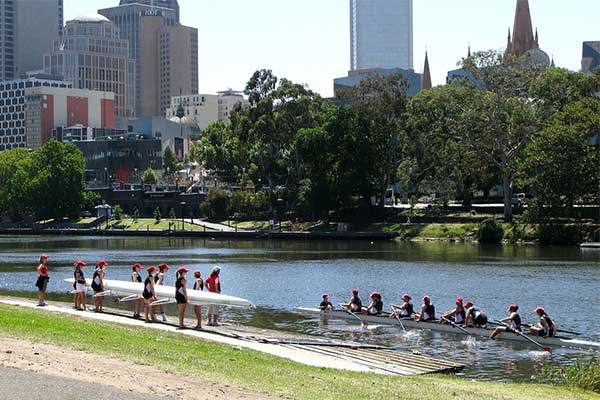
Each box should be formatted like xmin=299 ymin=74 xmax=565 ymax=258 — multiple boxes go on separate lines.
xmin=0 ymin=337 xmax=276 ymax=400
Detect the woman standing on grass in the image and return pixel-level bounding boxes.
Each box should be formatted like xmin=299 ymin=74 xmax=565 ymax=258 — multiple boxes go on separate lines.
xmin=143 ymin=266 xmax=158 ymax=323
xmin=175 ymin=267 xmax=189 ymax=329
xmin=131 ymin=263 xmax=144 ymax=318
xmin=35 ymin=255 xmax=49 ymax=307
xmin=73 ymin=260 xmax=87 ymax=311
xmin=92 ymin=260 xmax=108 ymax=312
xmin=192 ymin=270 xmax=204 ymax=330
xmin=155 ymin=264 xmax=170 ymax=322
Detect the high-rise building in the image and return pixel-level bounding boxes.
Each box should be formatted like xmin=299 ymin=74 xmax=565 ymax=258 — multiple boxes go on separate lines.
xmin=43 ymin=14 xmax=136 ymax=122
xmin=582 ymin=42 xmax=600 ymax=74
xmin=99 ymin=1 xmax=198 ymax=118
xmin=0 ymin=0 xmax=63 ymax=81
xmin=350 ymin=0 xmax=413 ymax=71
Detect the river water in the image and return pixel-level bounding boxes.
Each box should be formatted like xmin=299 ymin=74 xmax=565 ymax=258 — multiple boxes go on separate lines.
xmin=0 ymin=235 xmax=598 ymax=381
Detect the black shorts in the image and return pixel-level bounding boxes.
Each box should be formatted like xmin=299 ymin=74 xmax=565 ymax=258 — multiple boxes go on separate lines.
xmin=474 ymin=315 xmax=488 ymax=326
xmin=35 ymin=276 xmax=49 ymax=291
xmin=175 ymin=294 xmax=187 ymax=305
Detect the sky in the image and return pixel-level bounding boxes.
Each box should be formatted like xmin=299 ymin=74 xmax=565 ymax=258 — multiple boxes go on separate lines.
xmin=65 ymin=0 xmax=599 ymax=97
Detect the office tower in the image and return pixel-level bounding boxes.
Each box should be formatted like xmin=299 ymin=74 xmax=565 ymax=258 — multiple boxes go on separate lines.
xmin=0 ymin=0 xmax=63 ymax=81
xmin=43 ymin=14 xmax=136 ymax=121
xmin=99 ymin=1 xmax=199 ymax=117
xmin=350 ymin=0 xmax=413 ymax=71
xmin=582 ymin=42 xmax=600 ymax=73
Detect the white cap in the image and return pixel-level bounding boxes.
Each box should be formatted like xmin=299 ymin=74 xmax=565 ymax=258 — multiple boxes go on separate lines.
xmin=212 ymin=266 xmax=221 ymax=273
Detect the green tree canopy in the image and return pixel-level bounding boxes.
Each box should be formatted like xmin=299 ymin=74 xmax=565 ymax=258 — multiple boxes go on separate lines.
xmin=143 ymin=168 xmax=158 ymax=185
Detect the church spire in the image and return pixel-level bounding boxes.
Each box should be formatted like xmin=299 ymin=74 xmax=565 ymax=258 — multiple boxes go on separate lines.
xmin=535 ymin=28 xmax=539 ymax=48
xmin=467 ymin=45 xmax=471 ymax=58
xmin=421 ymin=51 xmax=432 ymax=90
xmin=506 ymin=0 xmax=536 ymax=56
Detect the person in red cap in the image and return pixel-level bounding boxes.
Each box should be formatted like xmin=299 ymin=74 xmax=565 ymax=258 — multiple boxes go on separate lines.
xmin=415 ymin=296 xmax=436 ymax=322
xmin=35 ymin=254 xmax=49 ymax=307
xmin=205 ymin=266 xmax=221 ymax=326
xmin=73 ymin=260 xmax=87 ymax=311
xmin=131 ymin=263 xmax=144 ymax=318
xmin=192 ymin=270 xmax=204 ymax=329
xmin=363 ymin=292 xmax=383 ymax=316
xmin=391 ymin=294 xmax=415 ymax=320
xmin=92 ymin=260 xmax=109 ymax=312
xmin=490 ymin=304 xmax=522 ymax=339
xmin=143 ymin=266 xmax=158 ymax=323
xmin=344 ymin=289 xmax=363 ymax=313
xmin=441 ymin=297 xmax=465 ymax=325
xmin=464 ymin=301 xmax=488 ymax=327
xmin=530 ymin=307 xmax=556 ymax=338
xmin=175 ymin=267 xmax=189 ymax=329
xmin=319 ymin=293 xmax=334 ymax=311
xmin=155 ymin=264 xmax=170 ymax=322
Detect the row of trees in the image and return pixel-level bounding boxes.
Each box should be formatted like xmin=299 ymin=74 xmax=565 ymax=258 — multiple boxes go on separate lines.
xmin=191 ymin=51 xmax=600 ymax=221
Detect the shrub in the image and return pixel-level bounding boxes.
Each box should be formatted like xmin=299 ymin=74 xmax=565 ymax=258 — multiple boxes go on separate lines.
xmin=478 ymin=218 xmax=504 ymax=244
xmin=113 ymin=205 xmax=123 ymax=221
xmin=133 ymin=208 xmax=140 ymax=222
xmin=201 ymin=189 xmax=230 ymax=218
xmin=541 ymin=358 xmax=600 ymax=393
xmin=169 ymin=208 xmax=177 ymax=220
xmin=153 ymin=207 xmax=161 ymax=223
xmin=537 ymin=224 xmax=581 ymax=245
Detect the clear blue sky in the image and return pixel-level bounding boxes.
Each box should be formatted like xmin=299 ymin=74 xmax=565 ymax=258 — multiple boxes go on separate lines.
xmin=65 ymin=0 xmax=599 ymax=97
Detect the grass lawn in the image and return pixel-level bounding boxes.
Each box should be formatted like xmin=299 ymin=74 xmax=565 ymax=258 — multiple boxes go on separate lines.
xmin=108 ymin=218 xmax=214 ymax=232
xmin=0 ymin=304 xmax=595 ymax=400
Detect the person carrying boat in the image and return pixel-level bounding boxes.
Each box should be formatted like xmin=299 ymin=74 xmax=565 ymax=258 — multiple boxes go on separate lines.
xmin=205 ymin=266 xmax=221 ymax=326
xmin=415 ymin=296 xmax=436 ymax=322
xmin=319 ymin=293 xmax=334 ymax=311
xmin=131 ymin=263 xmax=144 ymax=318
xmin=91 ymin=260 xmax=108 ymax=313
xmin=464 ymin=301 xmax=488 ymax=327
xmin=441 ymin=297 xmax=465 ymax=325
xmin=35 ymin=254 xmax=49 ymax=307
xmin=155 ymin=264 xmax=170 ymax=322
xmin=73 ymin=260 xmax=87 ymax=311
xmin=490 ymin=304 xmax=522 ymax=339
xmin=363 ymin=292 xmax=383 ymax=316
xmin=390 ymin=294 xmax=414 ymax=319
xmin=143 ymin=266 xmax=158 ymax=323
xmin=192 ymin=270 xmax=204 ymax=330
xmin=344 ymin=289 xmax=362 ymax=313
xmin=530 ymin=307 xmax=556 ymax=338
xmin=175 ymin=267 xmax=189 ymax=329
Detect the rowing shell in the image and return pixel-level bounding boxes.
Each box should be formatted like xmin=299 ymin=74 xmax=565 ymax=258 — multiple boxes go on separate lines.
xmin=65 ymin=279 xmax=253 ymax=308
xmin=296 ymin=308 xmax=600 ymax=351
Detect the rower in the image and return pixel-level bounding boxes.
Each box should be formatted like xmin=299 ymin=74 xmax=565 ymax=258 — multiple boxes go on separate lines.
xmin=175 ymin=267 xmax=189 ymax=329
xmin=73 ymin=260 xmax=87 ymax=311
xmin=530 ymin=307 xmax=556 ymax=338
xmin=205 ymin=266 xmax=222 ymax=326
xmin=415 ymin=295 xmax=436 ymax=322
xmin=363 ymin=292 xmax=383 ymax=316
xmin=390 ymin=294 xmax=414 ymax=319
xmin=344 ymin=289 xmax=362 ymax=313
xmin=440 ymin=297 xmax=465 ymax=325
xmin=131 ymin=263 xmax=144 ymax=318
xmin=490 ymin=304 xmax=522 ymax=339
xmin=192 ymin=270 xmax=204 ymax=330
xmin=155 ymin=264 xmax=170 ymax=322
xmin=143 ymin=266 xmax=158 ymax=323
xmin=91 ymin=260 xmax=108 ymax=313
xmin=464 ymin=301 xmax=488 ymax=327
xmin=319 ymin=293 xmax=334 ymax=311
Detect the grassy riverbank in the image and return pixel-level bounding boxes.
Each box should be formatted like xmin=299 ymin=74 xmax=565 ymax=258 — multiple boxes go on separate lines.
xmin=0 ymin=304 xmax=596 ymax=400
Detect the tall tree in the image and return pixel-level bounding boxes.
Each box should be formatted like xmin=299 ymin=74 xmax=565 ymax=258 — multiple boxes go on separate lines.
xmin=163 ymin=145 xmax=182 ymax=178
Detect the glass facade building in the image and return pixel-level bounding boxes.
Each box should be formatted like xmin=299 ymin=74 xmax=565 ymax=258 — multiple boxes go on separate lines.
xmin=350 ymin=0 xmax=413 ymax=71
xmin=582 ymin=41 xmax=600 ymax=74
xmin=43 ymin=14 xmax=136 ymax=121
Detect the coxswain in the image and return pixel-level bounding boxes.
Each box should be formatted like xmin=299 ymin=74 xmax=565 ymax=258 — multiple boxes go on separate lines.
xmin=143 ymin=266 xmax=158 ymax=323
xmin=35 ymin=254 xmax=49 ymax=307
xmin=441 ymin=297 xmax=465 ymax=325
xmin=205 ymin=266 xmax=221 ymax=326
xmin=319 ymin=293 xmax=334 ymax=311
xmin=155 ymin=264 xmax=170 ymax=322
xmin=530 ymin=307 xmax=556 ymax=338
xmin=490 ymin=304 xmax=522 ymax=339
xmin=91 ymin=260 xmax=108 ymax=312
xmin=131 ymin=263 xmax=144 ymax=318
xmin=390 ymin=294 xmax=414 ymax=319
xmin=415 ymin=296 xmax=436 ymax=322
xmin=464 ymin=301 xmax=488 ymax=327
xmin=175 ymin=267 xmax=189 ymax=329
xmin=73 ymin=260 xmax=87 ymax=311
xmin=363 ymin=292 xmax=383 ymax=316
xmin=192 ymin=270 xmax=204 ymax=330
xmin=344 ymin=289 xmax=362 ymax=313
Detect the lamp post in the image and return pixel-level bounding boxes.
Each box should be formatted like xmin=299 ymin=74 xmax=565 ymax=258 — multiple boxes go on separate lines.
xmin=180 ymin=201 xmax=186 ymax=230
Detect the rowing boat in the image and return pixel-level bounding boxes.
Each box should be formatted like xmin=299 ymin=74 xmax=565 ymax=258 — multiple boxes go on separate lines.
xmin=296 ymin=308 xmax=600 ymax=351
xmin=65 ymin=279 xmax=253 ymax=308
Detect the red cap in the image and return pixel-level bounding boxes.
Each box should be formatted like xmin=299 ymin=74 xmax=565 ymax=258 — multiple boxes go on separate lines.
xmin=74 ymin=260 xmax=86 ymax=267
xmin=147 ymin=266 xmax=158 ymax=273
xmin=455 ymin=297 xmax=463 ymax=303
xmin=193 ymin=270 xmax=201 ymax=276
xmin=534 ymin=307 xmax=545 ymax=314
xmin=352 ymin=289 xmax=359 ymax=295
xmin=133 ymin=263 xmax=143 ymax=269
xmin=96 ymin=260 xmax=109 ymax=267
xmin=40 ymin=254 xmax=48 ymax=259
xmin=322 ymin=293 xmax=329 ymax=298
xmin=177 ymin=267 xmax=189 ymax=274
xmin=158 ymin=263 xmax=170 ymax=270
xmin=423 ymin=296 xmax=430 ymax=302
xmin=508 ymin=304 xmax=518 ymax=312
xmin=465 ymin=301 xmax=474 ymax=308
xmin=370 ymin=292 xmax=380 ymax=299
xmin=402 ymin=294 xmax=411 ymax=301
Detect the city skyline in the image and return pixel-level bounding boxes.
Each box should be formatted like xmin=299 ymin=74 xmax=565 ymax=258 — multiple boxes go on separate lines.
xmin=65 ymin=0 xmax=599 ymax=97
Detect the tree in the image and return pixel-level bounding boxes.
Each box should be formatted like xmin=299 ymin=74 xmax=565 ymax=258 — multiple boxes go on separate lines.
xmin=133 ymin=208 xmax=140 ymax=222
xmin=200 ymin=189 xmax=230 ymax=218
xmin=114 ymin=205 xmax=123 ymax=221
xmin=163 ymin=146 xmax=182 ymax=178
xmin=81 ymin=191 xmax=102 ymax=212
xmin=0 ymin=148 xmax=32 ymax=216
xmin=169 ymin=208 xmax=177 ymax=220
xmin=153 ymin=207 xmax=162 ymax=222
xmin=143 ymin=168 xmax=158 ymax=185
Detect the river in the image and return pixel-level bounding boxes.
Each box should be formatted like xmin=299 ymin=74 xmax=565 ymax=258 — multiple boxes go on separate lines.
xmin=0 ymin=235 xmax=598 ymax=381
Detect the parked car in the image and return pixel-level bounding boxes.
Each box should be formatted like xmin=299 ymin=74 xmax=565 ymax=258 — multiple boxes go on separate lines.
xmin=511 ymin=193 xmax=529 ymax=207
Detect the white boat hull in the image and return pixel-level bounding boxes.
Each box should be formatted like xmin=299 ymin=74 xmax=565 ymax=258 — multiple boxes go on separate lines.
xmin=296 ymin=308 xmax=600 ymax=351
xmin=65 ymin=279 xmax=253 ymax=308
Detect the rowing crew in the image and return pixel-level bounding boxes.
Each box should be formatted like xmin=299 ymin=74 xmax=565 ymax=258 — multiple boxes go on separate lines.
xmin=319 ymin=291 xmax=557 ymax=338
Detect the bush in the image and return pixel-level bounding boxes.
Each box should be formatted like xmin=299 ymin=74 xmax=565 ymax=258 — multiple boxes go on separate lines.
xmin=478 ymin=218 xmax=504 ymax=244
xmin=113 ymin=205 xmax=123 ymax=221
xmin=541 ymin=358 xmax=600 ymax=393
xmin=537 ymin=224 xmax=581 ymax=245
xmin=169 ymin=208 xmax=177 ymax=220
xmin=133 ymin=208 xmax=140 ymax=222
xmin=153 ymin=207 xmax=161 ymax=223
xmin=201 ymin=189 xmax=230 ymax=218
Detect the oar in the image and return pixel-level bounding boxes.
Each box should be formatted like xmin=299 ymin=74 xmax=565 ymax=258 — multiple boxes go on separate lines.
xmin=441 ymin=316 xmax=477 ymax=337
xmin=390 ymin=305 xmax=407 ymax=333
xmin=338 ymin=303 xmax=367 ymax=327
xmin=488 ymin=321 xmax=580 ymax=337
xmin=495 ymin=320 xmax=552 ymax=353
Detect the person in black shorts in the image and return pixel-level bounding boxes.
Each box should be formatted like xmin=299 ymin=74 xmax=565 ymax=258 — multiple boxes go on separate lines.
xmin=131 ymin=263 xmax=144 ymax=318
xmin=91 ymin=260 xmax=108 ymax=312
xmin=192 ymin=270 xmax=204 ymax=330
xmin=35 ymin=255 xmax=49 ymax=307
xmin=143 ymin=266 xmax=157 ymax=323
xmin=175 ymin=267 xmax=189 ymax=329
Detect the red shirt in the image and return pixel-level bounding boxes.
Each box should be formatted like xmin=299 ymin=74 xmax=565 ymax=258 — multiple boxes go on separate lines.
xmin=205 ymin=274 xmax=220 ymax=293
xmin=39 ymin=265 xmax=48 ymax=277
